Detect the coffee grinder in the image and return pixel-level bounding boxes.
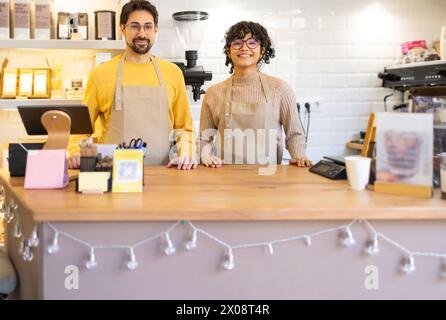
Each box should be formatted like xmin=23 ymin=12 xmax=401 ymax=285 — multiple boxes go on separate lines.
xmin=172 ymin=11 xmax=212 ymax=102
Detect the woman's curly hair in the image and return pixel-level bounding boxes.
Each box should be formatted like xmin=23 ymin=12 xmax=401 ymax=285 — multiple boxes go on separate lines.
xmin=224 ymin=21 xmax=275 ymax=74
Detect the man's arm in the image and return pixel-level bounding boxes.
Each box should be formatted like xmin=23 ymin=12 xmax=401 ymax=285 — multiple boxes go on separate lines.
xmin=171 ymin=65 xmax=195 ymax=159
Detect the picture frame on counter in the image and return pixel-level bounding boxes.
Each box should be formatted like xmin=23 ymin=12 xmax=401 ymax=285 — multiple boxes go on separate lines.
xmin=375 ymin=112 xmax=434 ymax=198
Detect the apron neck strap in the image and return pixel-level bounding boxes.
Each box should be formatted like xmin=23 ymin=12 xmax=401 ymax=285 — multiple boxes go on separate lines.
xmin=258 ymin=72 xmax=272 ymax=103
xmin=223 ymin=72 xmax=272 ymax=105
xmin=115 ymin=53 xmax=165 ymax=110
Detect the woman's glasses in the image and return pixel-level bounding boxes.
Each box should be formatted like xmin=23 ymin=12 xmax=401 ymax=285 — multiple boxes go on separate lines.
xmin=230 ymin=38 xmax=260 ymax=50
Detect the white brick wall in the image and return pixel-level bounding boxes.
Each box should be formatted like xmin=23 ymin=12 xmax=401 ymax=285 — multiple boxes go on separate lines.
xmin=1 ymin=0 xmax=446 ymax=162
xmin=152 ymin=0 xmax=446 ymax=161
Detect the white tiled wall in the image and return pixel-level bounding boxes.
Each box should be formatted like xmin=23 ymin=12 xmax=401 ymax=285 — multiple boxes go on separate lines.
xmin=148 ymin=0 xmax=446 ymax=161
xmin=2 ymin=0 xmax=446 ymax=162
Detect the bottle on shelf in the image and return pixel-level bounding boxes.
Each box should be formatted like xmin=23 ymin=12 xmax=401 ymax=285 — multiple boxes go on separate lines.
xmin=65 ymin=78 xmax=85 ymax=100
xmin=34 ymin=0 xmax=52 ymax=40
xmin=12 ymin=0 xmax=31 ymax=40
xmin=0 ymin=0 xmax=10 ymax=40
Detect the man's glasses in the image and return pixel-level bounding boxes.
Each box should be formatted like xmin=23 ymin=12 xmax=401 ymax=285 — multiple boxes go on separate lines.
xmin=230 ymin=38 xmax=260 ymax=50
xmin=126 ymin=23 xmax=154 ymax=34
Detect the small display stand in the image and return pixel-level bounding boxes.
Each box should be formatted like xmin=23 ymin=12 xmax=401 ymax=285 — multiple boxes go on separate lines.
xmin=374 ymin=112 xmax=433 ymax=198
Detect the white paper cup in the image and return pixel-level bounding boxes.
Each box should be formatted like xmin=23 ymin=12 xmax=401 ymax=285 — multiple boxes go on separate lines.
xmin=344 ymin=156 xmax=372 ymax=191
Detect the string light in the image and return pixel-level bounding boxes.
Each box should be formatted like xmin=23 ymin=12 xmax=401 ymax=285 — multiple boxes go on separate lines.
xmin=0 ymin=201 xmax=6 ymax=221
xmin=304 ymin=235 xmax=312 ymax=247
xmin=85 ymin=248 xmax=97 ymax=270
xmin=223 ymin=249 xmax=235 ymax=270
xmin=365 ymin=235 xmax=380 ymax=256
xmin=22 ymin=245 xmax=34 ymax=262
xmin=127 ymin=248 xmax=139 ymax=270
xmin=0 ymin=184 xmax=4 ymax=201
xmin=34 ymin=220 xmax=446 ymax=279
xmin=401 ymin=255 xmax=416 ymax=274
xmin=4 ymin=199 xmax=16 ymax=224
xmin=0 ymin=185 xmax=5 ymax=220
xmin=47 ymin=232 xmax=60 ymax=255
xmin=164 ymin=233 xmax=176 ymax=256
xmin=185 ymin=229 xmax=198 ymax=251
xmin=440 ymin=259 xmax=446 ymax=279
xmin=267 ymin=243 xmax=274 ymax=255
xmin=18 ymin=239 xmax=24 ymax=256
xmin=339 ymin=226 xmax=355 ymax=247
xmin=13 ymin=221 xmax=22 ymax=238
xmin=28 ymin=226 xmax=40 ymax=248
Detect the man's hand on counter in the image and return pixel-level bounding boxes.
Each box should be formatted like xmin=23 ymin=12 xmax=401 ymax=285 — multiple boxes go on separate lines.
xmin=290 ymin=157 xmax=313 ymax=168
xmin=168 ymin=156 xmax=199 ymax=170
xmin=68 ymin=154 xmax=81 ymax=169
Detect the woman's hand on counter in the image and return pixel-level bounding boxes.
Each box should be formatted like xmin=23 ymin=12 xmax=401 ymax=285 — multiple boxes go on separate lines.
xmin=167 ymin=156 xmax=199 ymax=170
xmin=290 ymin=157 xmax=313 ymax=168
xmin=202 ymin=156 xmax=224 ymax=168
xmin=68 ymin=154 xmax=81 ymax=169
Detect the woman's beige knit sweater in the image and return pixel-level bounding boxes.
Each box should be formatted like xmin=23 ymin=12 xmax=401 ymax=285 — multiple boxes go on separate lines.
xmin=200 ymin=72 xmax=307 ymax=161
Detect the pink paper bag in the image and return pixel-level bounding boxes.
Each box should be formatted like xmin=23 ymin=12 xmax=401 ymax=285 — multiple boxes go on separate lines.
xmin=24 ymin=149 xmax=69 ymax=189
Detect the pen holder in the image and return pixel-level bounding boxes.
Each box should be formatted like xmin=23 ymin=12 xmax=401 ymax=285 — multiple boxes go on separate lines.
xmin=80 ymin=156 xmax=97 ymax=172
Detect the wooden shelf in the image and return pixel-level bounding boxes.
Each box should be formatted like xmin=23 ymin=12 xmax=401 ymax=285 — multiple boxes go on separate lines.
xmin=0 ymin=99 xmax=83 ymax=109
xmin=0 ymin=39 xmax=125 ymax=50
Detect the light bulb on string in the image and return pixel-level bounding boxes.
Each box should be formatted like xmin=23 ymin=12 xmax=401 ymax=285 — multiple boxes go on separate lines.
xmin=401 ymin=255 xmax=416 ymax=274
xmin=223 ymin=248 xmax=235 ymax=270
xmin=85 ymin=248 xmax=98 ymax=270
xmin=13 ymin=220 xmax=22 ymax=238
xmin=0 ymin=185 xmax=5 ymax=219
xmin=127 ymin=248 xmax=139 ymax=270
xmin=22 ymin=245 xmax=34 ymax=262
xmin=48 ymin=232 xmax=60 ymax=255
xmin=164 ymin=233 xmax=176 ymax=256
xmin=4 ymin=199 xmax=16 ymax=224
xmin=339 ymin=226 xmax=355 ymax=247
xmin=365 ymin=235 xmax=380 ymax=256
xmin=440 ymin=259 xmax=446 ymax=279
xmin=304 ymin=235 xmax=312 ymax=247
xmin=0 ymin=184 xmax=5 ymax=202
xmin=18 ymin=239 xmax=25 ymax=256
xmin=28 ymin=226 xmax=40 ymax=248
xmin=185 ymin=229 xmax=198 ymax=251
xmin=267 ymin=243 xmax=274 ymax=255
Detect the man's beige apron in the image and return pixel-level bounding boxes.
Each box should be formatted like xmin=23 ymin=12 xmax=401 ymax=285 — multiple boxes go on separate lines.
xmin=217 ymin=72 xmax=280 ymax=165
xmin=103 ymin=54 xmax=172 ymax=165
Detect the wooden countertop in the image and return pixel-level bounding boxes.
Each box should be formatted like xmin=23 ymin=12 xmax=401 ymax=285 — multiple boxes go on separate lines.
xmin=0 ymin=166 xmax=445 ymax=222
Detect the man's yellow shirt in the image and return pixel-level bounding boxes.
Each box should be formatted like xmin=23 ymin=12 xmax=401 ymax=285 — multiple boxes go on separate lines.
xmin=68 ymin=54 xmax=195 ymax=157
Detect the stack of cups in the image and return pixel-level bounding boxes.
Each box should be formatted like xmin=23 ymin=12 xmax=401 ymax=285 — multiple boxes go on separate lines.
xmin=344 ymin=156 xmax=372 ymax=191
xmin=441 ymin=153 xmax=446 ymax=200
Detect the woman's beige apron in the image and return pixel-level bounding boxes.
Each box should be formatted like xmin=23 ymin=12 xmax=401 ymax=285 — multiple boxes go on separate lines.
xmin=217 ymin=72 xmax=280 ymax=165
xmin=103 ymin=54 xmax=172 ymax=165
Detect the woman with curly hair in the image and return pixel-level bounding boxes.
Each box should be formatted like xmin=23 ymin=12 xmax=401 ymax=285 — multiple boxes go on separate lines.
xmin=200 ymin=21 xmax=312 ymax=168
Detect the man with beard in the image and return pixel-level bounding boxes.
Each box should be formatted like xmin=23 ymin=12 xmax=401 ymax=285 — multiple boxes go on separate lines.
xmin=68 ymin=0 xmax=197 ymax=170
